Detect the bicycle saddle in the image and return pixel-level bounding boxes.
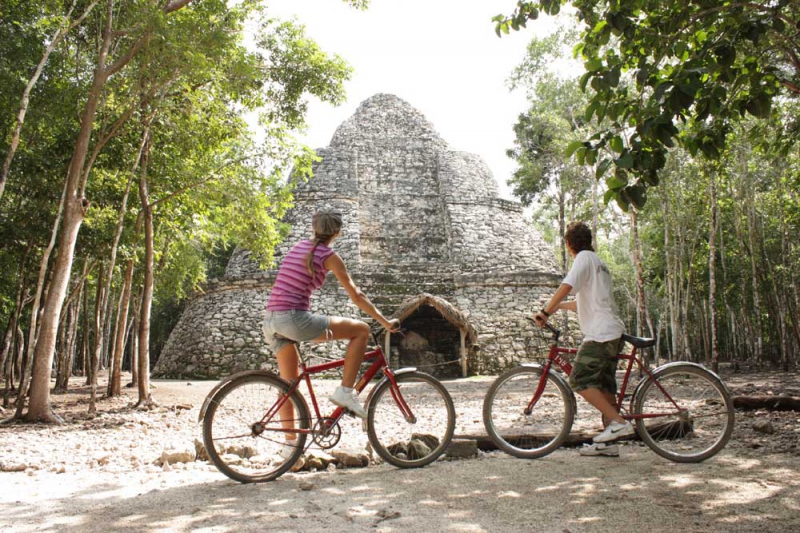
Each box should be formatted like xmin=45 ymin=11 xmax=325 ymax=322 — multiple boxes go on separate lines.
xmin=621 ymin=333 xmax=655 ymax=348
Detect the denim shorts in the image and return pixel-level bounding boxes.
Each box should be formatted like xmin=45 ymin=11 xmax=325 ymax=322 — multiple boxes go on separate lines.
xmin=262 ymin=310 xmax=331 ymax=353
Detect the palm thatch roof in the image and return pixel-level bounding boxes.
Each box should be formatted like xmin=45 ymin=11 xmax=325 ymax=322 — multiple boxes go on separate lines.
xmin=391 ymin=293 xmax=477 ymax=345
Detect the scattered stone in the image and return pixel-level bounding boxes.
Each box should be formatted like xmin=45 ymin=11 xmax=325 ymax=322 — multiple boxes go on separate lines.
xmin=194 ymin=439 xmax=209 ymax=462
xmin=186 ymin=383 xmax=193 ymax=386
xmin=162 ymin=461 xmax=172 ymax=472
xmin=1 ymin=463 xmax=27 ymax=473
xmin=326 ymin=463 xmax=336 ymax=472
xmin=374 ymin=509 xmax=401 ymax=525
xmin=160 ymin=445 xmax=196 ymax=465
xmin=446 ymin=439 xmax=478 ymax=459
xmin=753 ymin=420 xmax=775 ymax=434
xmin=330 ymin=448 xmax=370 ymax=468
xmin=412 ymin=434 xmax=440 ymax=450
xmin=304 ymin=450 xmax=337 ymax=472
xmin=407 ymin=439 xmax=432 ymax=460
xmin=298 ymin=481 xmax=315 ymax=491
xmin=223 ymin=444 xmax=257 ymax=460
xmin=97 ymin=456 xmax=110 ymax=466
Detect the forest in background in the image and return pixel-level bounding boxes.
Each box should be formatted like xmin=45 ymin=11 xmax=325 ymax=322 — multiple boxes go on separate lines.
xmin=1 ymin=0 xmax=798 ymax=424
xmin=502 ymin=1 xmax=799 ymax=372
xmin=0 ymin=0 xmax=363 ymax=422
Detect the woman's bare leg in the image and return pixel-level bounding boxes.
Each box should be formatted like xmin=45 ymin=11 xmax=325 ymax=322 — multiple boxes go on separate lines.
xmin=312 ymin=317 xmax=370 ymax=387
xmin=275 ymin=343 xmax=299 ymax=440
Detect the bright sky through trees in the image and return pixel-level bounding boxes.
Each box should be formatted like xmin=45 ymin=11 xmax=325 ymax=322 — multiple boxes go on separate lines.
xmin=267 ymin=0 xmax=558 ymax=199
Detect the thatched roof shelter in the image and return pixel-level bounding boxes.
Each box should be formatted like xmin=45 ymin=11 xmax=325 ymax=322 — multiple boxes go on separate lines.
xmin=391 ymin=293 xmax=477 ymax=345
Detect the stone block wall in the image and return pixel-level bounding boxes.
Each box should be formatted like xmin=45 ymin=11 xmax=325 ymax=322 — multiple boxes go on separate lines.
xmin=154 ymin=94 xmax=569 ymax=380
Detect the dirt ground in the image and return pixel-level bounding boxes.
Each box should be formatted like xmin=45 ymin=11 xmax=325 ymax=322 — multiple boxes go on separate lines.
xmin=1 ymin=370 xmax=798 ymax=532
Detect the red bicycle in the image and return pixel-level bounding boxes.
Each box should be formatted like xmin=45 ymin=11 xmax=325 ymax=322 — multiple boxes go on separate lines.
xmin=483 ymin=322 xmax=734 ymax=463
xmin=199 ymin=328 xmax=456 ymax=482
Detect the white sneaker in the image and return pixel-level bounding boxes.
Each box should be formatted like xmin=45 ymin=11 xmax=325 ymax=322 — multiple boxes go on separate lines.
xmin=330 ymin=386 xmax=367 ymax=419
xmin=593 ymin=420 xmax=635 ymax=443
xmin=579 ymin=443 xmax=620 ymax=457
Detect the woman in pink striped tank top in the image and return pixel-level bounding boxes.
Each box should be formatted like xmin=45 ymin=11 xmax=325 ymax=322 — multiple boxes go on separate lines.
xmin=263 ymin=210 xmax=400 ymax=437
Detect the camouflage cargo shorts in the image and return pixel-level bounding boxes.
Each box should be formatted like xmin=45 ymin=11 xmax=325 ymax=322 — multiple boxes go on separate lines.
xmin=568 ymin=338 xmax=622 ymax=394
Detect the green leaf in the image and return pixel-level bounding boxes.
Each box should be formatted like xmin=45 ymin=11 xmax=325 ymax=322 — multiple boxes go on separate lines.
xmin=596 ymin=158 xmax=612 ymax=179
xmin=565 ymin=140 xmax=585 ymax=158
xmin=609 ymin=135 xmax=624 ymax=153
xmin=585 ymin=58 xmax=603 ymax=72
xmin=615 ymin=152 xmax=634 ymax=168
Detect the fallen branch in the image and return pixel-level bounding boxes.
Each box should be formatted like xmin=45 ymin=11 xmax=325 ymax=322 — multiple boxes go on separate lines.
xmin=733 ymin=395 xmax=800 ymax=412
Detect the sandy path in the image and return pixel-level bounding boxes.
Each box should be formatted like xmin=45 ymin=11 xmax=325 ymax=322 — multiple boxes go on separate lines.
xmin=2 ymin=447 xmax=799 ymax=533
xmin=1 ymin=371 xmax=799 ymax=532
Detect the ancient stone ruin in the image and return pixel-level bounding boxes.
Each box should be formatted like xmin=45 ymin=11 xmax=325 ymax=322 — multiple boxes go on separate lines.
xmin=154 ymin=94 xmax=562 ymax=379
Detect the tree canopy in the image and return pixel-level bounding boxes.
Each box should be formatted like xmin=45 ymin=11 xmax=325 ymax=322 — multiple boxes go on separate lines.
xmin=496 ymin=0 xmax=800 ymax=209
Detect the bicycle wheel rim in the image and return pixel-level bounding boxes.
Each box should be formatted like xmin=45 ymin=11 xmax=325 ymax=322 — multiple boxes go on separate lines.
xmin=368 ymin=372 xmax=455 ymax=468
xmin=483 ymin=367 xmax=573 ymax=459
xmin=203 ymin=375 xmax=308 ymax=482
xmin=635 ymin=366 xmax=734 ymax=463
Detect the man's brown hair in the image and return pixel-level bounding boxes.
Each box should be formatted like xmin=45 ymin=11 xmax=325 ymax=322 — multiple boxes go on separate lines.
xmin=565 ymin=221 xmax=594 ymax=253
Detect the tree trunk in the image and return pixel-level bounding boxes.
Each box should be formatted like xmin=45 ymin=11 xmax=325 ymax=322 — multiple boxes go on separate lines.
xmin=558 ymin=189 xmax=566 ymax=271
xmin=129 ymin=289 xmax=141 ymax=387
xmin=630 ymin=210 xmax=654 ymax=361
xmin=0 ymin=252 xmax=29 ymax=386
xmin=108 ymin=260 xmax=134 ymax=397
xmin=709 ymin=172 xmax=719 ymax=372
xmin=88 ymin=265 xmax=104 ymax=414
xmin=23 ymin=0 xmax=117 ymax=423
xmin=136 ymin=134 xmax=156 ymax=408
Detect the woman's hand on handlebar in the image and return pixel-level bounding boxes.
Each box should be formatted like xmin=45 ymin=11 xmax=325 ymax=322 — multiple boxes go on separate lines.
xmin=533 ymin=312 xmax=548 ymax=327
xmin=384 ymin=318 xmax=401 ymax=333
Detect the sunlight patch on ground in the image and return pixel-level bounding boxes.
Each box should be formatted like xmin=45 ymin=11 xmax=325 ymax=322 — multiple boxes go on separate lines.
xmin=659 ymin=474 xmax=701 ymax=488
xmin=703 ymin=479 xmax=783 ymax=508
xmin=418 ymin=499 xmax=445 ymax=506
xmin=446 ymin=522 xmax=486 ymax=532
xmin=497 ymin=490 xmax=521 ymax=498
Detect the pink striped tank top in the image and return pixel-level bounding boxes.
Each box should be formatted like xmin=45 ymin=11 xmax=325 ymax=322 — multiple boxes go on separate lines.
xmin=266 ymin=240 xmax=336 ymax=311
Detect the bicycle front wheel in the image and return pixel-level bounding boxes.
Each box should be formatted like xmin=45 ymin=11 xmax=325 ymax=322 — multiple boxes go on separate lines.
xmin=483 ymin=365 xmax=574 ymax=459
xmin=367 ymin=371 xmax=455 ymax=468
xmin=634 ymin=364 xmax=734 ymax=463
xmin=203 ymin=373 xmax=309 ymax=483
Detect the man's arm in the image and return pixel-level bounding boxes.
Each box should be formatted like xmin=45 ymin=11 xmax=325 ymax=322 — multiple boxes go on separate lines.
xmin=558 ymin=300 xmax=577 ymax=312
xmin=533 ymin=283 xmax=573 ymax=325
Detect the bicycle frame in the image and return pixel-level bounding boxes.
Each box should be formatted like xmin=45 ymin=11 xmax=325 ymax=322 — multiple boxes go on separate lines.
xmin=532 ymin=338 xmax=683 ymax=421
xmin=258 ymin=346 xmax=415 ymax=438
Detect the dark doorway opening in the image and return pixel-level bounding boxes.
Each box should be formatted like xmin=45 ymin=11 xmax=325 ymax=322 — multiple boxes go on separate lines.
xmin=390 ymin=305 xmax=462 ymax=379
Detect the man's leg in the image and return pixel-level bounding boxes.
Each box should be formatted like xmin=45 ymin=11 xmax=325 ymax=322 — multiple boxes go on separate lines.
xmin=577 ymin=387 xmax=625 ymax=425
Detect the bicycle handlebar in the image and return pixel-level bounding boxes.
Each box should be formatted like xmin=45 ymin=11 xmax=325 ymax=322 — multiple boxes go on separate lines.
xmin=527 ymin=316 xmax=561 ymax=342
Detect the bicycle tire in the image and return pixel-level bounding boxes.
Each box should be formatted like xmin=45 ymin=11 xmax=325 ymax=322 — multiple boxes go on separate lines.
xmin=483 ymin=365 xmax=575 ymax=459
xmin=367 ymin=371 xmax=456 ymax=468
xmin=203 ymin=373 xmax=309 ymax=483
xmin=633 ymin=363 xmax=734 ymax=463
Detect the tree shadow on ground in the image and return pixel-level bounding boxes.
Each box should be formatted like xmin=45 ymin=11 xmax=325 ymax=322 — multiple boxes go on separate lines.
xmin=2 ymin=448 xmax=799 ymax=533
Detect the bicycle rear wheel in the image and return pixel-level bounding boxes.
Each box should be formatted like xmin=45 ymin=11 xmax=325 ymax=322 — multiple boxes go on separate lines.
xmin=483 ymin=365 xmax=574 ymax=459
xmin=633 ymin=364 xmax=734 ymax=463
xmin=203 ymin=373 xmax=309 ymax=483
xmin=367 ymin=371 xmax=455 ymax=468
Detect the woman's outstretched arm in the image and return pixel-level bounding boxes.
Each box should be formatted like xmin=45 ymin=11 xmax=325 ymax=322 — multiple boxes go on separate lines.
xmin=325 ymin=253 xmax=399 ymax=331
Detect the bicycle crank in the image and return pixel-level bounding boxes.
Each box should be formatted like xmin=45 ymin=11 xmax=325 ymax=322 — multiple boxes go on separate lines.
xmin=312 ymin=417 xmax=342 ymax=449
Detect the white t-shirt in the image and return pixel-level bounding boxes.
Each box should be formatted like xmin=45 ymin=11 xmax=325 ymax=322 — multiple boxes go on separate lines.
xmin=562 ymin=250 xmax=625 ymax=342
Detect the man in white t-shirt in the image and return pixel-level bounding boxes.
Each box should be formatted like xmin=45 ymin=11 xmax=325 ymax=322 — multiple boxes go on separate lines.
xmin=534 ymin=221 xmax=633 ymax=457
